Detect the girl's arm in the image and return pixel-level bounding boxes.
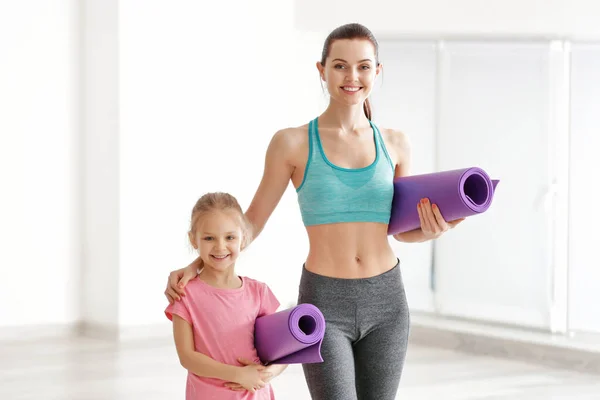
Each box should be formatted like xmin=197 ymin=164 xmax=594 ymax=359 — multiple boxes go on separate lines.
xmin=224 ymin=360 xmax=288 ymax=392
xmin=172 ymin=316 xmax=272 ymax=392
xmin=172 ymin=315 xmax=239 ymax=381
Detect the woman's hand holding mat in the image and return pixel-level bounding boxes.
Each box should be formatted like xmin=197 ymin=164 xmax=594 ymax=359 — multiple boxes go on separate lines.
xmin=388 ymin=167 xmax=499 ymax=236
xmin=398 ymin=197 xmax=465 ymax=241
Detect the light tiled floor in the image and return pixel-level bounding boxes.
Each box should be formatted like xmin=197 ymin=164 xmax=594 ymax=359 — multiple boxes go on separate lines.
xmin=1 ymin=335 xmax=600 ymax=399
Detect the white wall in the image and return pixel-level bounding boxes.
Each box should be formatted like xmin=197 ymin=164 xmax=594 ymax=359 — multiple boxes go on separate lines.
xmin=0 ymin=0 xmax=80 ymax=327
xmin=117 ymin=0 xmax=324 ymax=327
xmin=3 ymin=0 xmax=600 ymax=337
xmin=81 ymin=0 xmax=120 ymax=331
xmin=0 ymin=0 xmax=326 ymax=333
xmin=294 ymin=0 xmax=600 ymax=39
xmin=434 ymin=42 xmax=559 ymax=330
xmin=568 ymin=44 xmax=600 ymax=334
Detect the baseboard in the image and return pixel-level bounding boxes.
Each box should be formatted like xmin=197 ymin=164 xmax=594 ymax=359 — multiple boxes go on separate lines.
xmin=76 ymin=322 xmax=172 ymax=342
xmin=4 ymin=316 xmax=600 ymax=376
xmin=75 ymin=321 xmax=119 ymax=340
xmin=117 ymin=323 xmax=172 ymax=342
xmin=408 ymin=312 xmax=600 ymax=375
xmin=0 ymin=322 xmax=172 ymax=343
xmin=0 ymin=323 xmax=80 ymax=342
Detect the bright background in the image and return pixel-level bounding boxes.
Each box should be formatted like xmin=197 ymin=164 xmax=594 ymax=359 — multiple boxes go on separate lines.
xmin=1 ymin=0 xmax=599 ymax=343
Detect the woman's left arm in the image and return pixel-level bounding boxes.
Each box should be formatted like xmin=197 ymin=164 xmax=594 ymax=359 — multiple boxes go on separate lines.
xmin=384 ymin=129 xmax=464 ymax=243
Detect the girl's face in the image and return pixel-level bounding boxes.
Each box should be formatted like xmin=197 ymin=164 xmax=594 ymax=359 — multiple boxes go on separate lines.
xmin=191 ymin=210 xmax=244 ymax=272
xmin=317 ymin=39 xmax=382 ymax=107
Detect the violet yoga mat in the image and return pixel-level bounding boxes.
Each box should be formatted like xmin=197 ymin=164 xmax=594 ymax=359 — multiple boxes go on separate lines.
xmin=254 ymin=303 xmax=325 ymax=365
xmin=387 ymin=167 xmax=499 ymax=235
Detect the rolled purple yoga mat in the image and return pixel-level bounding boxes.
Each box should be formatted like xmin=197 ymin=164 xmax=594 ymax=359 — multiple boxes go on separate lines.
xmin=254 ymin=303 xmax=325 ymax=365
xmin=387 ymin=167 xmax=499 ymax=235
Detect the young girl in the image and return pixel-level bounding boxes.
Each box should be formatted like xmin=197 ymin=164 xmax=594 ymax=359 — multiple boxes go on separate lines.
xmin=165 ymin=192 xmax=286 ymax=399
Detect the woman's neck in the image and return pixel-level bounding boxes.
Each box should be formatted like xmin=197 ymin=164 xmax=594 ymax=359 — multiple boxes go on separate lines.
xmin=320 ymin=100 xmax=370 ymax=134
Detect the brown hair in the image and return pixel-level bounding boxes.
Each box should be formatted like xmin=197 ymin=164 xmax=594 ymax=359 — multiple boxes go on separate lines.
xmin=189 ymin=192 xmax=250 ymax=250
xmin=320 ymin=23 xmax=380 ymax=120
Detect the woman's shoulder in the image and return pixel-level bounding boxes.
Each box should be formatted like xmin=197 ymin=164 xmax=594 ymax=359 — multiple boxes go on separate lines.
xmin=265 ymin=124 xmax=310 ymax=161
xmin=378 ymin=127 xmax=411 ymax=159
xmin=376 ymin=125 xmax=411 ymax=149
xmin=375 ymin=125 xmax=412 ymax=167
xmin=271 ymin=123 xmax=309 ymax=146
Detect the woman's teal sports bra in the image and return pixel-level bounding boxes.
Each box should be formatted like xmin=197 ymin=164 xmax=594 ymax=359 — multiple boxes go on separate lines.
xmin=296 ymin=117 xmax=395 ymax=226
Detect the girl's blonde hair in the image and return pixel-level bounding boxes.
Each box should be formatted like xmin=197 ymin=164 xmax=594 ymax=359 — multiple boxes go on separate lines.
xmin=189 ymin=192 xmax=250 ymax=250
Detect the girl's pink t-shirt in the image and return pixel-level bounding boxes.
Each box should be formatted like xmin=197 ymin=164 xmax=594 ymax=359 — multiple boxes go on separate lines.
xmin=165 ymin=276 xmax=281 ymax=400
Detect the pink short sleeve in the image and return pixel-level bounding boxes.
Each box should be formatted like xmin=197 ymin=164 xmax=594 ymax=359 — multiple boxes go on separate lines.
xmin=165 ymin=298 xmax=192 ymax=325
xmin=259 ymin=284 xmax=281 ymax=317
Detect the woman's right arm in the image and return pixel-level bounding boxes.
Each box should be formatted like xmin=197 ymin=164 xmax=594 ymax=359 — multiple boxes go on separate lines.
xmin=245 ymin=129 xmax=296 ymax=243
xmin=165 ymin=130 xmax=296 ymax=303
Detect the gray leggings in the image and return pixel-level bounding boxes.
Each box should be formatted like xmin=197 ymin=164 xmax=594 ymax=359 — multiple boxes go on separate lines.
xmin=298 ymin=260 xmax=410 ymax=400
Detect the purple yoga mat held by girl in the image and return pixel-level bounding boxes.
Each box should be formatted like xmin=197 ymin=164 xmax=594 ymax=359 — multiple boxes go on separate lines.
xmin=254 ymin=303 xmax=326 ymax=365
xmin=165 ymin=23 xmax=465 ymax=400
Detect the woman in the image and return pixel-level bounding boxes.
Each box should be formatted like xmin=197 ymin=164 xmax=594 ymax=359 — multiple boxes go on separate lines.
xmin=165 ymin=23 xmax=464 ymax=400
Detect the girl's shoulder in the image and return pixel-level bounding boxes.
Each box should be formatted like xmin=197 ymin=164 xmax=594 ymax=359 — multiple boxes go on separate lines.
xmin=241 ymin=276 xmax=276 ymax=299
xmin=241 ymin=276 xmax=267 ymax=291
xmin=180 ymin=277 xmax=204 ymax=296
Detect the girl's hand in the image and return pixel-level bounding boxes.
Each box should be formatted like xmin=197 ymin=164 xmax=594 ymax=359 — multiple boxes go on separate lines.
xmin=412 ymin=198 xmax=465 ymax=240
xmin=231 ymin=362 xmax=272 ymax=393
xmin=224 ymin=358 xmax=283 ymax=391
xmin=164 ymin=262 xmax=200 ymax=304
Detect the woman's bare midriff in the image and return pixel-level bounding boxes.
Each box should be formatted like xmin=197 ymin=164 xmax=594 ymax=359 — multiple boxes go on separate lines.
xmin=304 ymin=222 xmax=398 ymax=279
